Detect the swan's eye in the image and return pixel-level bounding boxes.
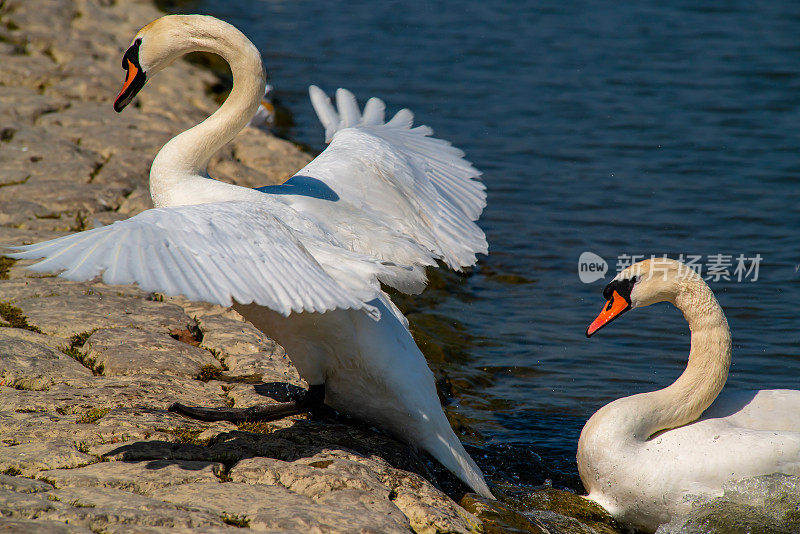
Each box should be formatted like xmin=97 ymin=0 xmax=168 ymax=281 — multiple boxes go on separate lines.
xmin=602 ymin=275 xmax=638 ymax=302
xmin=602 ymin=283 xmax=613 ymax=300
xmin=121 ymin=38 xmax=143 ymax=69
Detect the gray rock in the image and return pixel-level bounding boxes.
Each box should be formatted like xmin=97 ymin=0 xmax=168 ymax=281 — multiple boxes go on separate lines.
xmin=0 ymin=330 xmax=91 ymax=390
xmin=0 ymin=517 xmax=92 ymax=534
xmin=0 ymin=128 xmax=101 ymax=188
xmin=0 ymin=441 xmax=96 ymax=476
xmin=229 ymin=453 xmax=480 ymax=534
xmin=43 ymin=487 xmax=228 ymax=531
xmin=0 ymin=474 xmax=54 ymax=494
xmin=0 ymin=375 xmax=228 ymax=414
xmin=0 ymin=201 xmax=51 ymax=226
xmin=84 ymin=327 xmax=218 ymax=378
xmin=152 ymin=481 xmax=411 ymax=533
xmin=0 ymin=487 xmax=60 ymax=521
xmin=42 ymin=460 xmax=225 ymax=495
xmin=13 ymin=293 xmax=195 ymax=339
xmin=0 ymin=87 xmax=70 ymax=123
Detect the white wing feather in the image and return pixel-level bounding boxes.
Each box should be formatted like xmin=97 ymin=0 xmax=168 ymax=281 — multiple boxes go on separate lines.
xmin=5 ymin=201 xmax=394 ymax=319
xmin=309 ymin=85 xmax=340 ymax=143
xmin=361 ymin=97 xmax=385 ymax=126
xmin=302 ymin=87 xmax=487 ymax=272
xmin=335 ymin=88 xmax=361 ymax=128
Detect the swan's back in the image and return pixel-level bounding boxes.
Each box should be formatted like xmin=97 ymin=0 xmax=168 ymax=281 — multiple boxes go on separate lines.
xmin=703 ymin=389 xmax=800 ymax=431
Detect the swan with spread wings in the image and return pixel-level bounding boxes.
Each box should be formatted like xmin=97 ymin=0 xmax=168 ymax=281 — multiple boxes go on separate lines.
xmin=5 ymin=14 xmax=492 ymax=498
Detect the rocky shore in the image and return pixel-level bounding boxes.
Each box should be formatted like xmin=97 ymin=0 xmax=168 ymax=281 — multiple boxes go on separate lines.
xmin=0 ymin=1 xmax=625 ymax=532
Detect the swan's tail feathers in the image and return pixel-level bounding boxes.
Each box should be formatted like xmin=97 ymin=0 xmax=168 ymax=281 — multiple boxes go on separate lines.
xmin=422 ymin=429 xmax=495 ymax=499
xmin=409 ymin=399 xmax=494 ymax=498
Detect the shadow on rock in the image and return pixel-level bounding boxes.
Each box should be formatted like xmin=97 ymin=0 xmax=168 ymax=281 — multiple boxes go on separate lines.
xmin=104 ymin=408 xmax=474 ymax=498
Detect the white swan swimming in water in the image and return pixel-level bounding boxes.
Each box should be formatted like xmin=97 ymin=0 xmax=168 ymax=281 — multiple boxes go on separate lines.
xmin=5 ymin=15 xmax=493 ymax=498
xmin=579 ymin=258 xmax=800 ymax=532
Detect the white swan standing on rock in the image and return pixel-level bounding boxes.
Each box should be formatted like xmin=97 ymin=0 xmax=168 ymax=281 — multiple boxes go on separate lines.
xmin=5 ymin=15 xmax=493 ymax=499
xmin=580 ymin=258 xmax=800 ymax=532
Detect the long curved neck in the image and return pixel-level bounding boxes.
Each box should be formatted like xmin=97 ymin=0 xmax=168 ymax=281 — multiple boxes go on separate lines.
xmin=642 ymin=277 xmax=731 ymax=437
xmin=632 ymin=277 xmax=731 ymax=440
xmin=149 ymin=18 xmax=265 ymax=207
xmin=586 ymin=275 xmax=732 ymax=444
xmin=644 ymin=278 xmax=732 ymax=436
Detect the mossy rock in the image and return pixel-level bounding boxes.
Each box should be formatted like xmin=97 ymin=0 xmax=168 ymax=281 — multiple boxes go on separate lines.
xmin=675 ymin=499 xmax=797 ymax=534
xmin=462 ymin=489 xmax=625 ymax=534
xmin=0 ymin=256 xmax=15 ymax=280
xmin=460 ymin=494 xmax=549 ymax=534
xmin=0 ymin=302 xmax=42 ymax=333
xmin=522 ymin=488 xmax=619 ymax=530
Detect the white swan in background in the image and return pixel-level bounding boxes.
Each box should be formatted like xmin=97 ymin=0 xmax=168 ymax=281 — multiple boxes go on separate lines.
xmin=580 ymin=258 xmax=800 ymax=532
xmin=5 ymin=15 xmax=493 ymax=498
xmin=247 ymin=83 xmax=275 ymax=131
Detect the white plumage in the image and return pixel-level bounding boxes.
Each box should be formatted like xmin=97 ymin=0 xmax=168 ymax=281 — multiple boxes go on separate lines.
xmin=580 ymin=258 xmax=800 ymax=532
xmin=14 ymin=202 xmax=388 ymax=317
xmin=6 ymin=14 xmax=493 ymax=498
xmin=301 ymin=85 xmax=487 ymax=271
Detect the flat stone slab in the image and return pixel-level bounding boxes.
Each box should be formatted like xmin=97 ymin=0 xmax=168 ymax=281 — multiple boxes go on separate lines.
xmin=44 ymin=486 xmax=228 ymax=531
xmin=42 ymin=460 xmax=225 ymax=496
xmin=151 ymin=481 xmax=411 ymax=533
xmin=14 ymin=294 xmax=196 ymax=339
xmin=0 ymin=375 xmax=228 ymax=414
xmin=0 ymin=518 xmax=92 ymax=534
xmin=0 ymin=330 xmax=91 ymax=390
xmin=0 ymin=483 xmax=229 ymax=532
xmin=0 ymin=441 xmax=95 ymax=476
xmin=230 ymin=453 xmax=479 ymax=534
xmin=0 ymin=408 xmax=192 ymax=449
xmin=0 ymin=473 xmax=53 ymax=494
xmin=84 ymin=327 xmax=218 ymax=378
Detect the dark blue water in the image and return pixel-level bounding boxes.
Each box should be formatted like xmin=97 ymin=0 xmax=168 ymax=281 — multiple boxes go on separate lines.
xmin=171 ymin=0 xmax=800 ymax=489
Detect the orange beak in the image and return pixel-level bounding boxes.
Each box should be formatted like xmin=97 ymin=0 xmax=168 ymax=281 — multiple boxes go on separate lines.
xmin=113 ymin=40 xmax=147 ymax=113
xmin=116 ymin=59 xmax=139 ymax=101
xmin=586 ymin=290 xmax=631 ymax=337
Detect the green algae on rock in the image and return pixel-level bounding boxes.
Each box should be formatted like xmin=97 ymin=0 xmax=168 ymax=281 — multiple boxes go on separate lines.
xmin=462 ymin=489 xmax=625 ymax=534
xmin=0 ymin=302 xmax=43 ymax=333
xmin=0 ymin=257 xmax=16 ymax=279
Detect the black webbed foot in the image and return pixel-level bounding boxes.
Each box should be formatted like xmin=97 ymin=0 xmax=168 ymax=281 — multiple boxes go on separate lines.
xmin=169 ymin=384 xmax=325 ymax=423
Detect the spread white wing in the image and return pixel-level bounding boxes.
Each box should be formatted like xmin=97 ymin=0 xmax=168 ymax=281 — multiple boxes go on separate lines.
xmin=299 ymin=86 xmax=487 ymax=271
xmin=6 ymin=89 xmax=487 ymax=318
xmin=5 ymin=201 xmax=394 ymax=319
